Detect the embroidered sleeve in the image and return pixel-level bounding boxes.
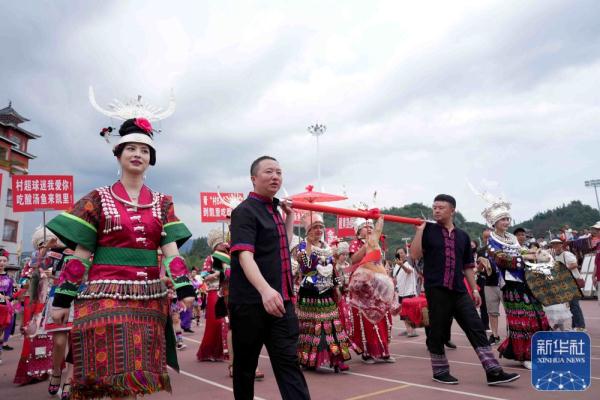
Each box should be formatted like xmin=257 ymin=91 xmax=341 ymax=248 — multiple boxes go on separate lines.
xmin=230 ymin=205 xmax=257 ymax=254
xmin=163 ymin=255 xmax=195 ymax=300
xmin=202 ymin=256 xmax=213 ymax=273
xmin=53 ymin=256 xmax=92 ymax=308
xmin=46 ymin=190 xmax=101 ymax=252
xmin=160 ymin=196 xmax=192 ymax=248
xmin=491 ymin=249 xmax=524 ymax=270
xmin=348 ymin=240 xmax=362 ymax=256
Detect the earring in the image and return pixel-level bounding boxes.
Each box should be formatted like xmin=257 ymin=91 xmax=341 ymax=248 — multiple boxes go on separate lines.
xmin=117 ymin=168 xmax=121 ymax=177
xmin=143 ymin=174 xmax=147 ymax=180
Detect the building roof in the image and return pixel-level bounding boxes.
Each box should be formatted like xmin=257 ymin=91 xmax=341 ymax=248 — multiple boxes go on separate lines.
xmin=0 ymin=135 xmax=18 ymax=147
xmin=0 ymin=121 xmax=41 ymax=139
xmin=0 ymin=102 xmax=30 ymax=125
xmin=11 ymin=147 xmax=36 ymax=160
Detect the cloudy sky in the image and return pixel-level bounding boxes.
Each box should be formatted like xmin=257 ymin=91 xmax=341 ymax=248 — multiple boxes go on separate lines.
xmin=2 ymin=0 xmax=600 ymax=249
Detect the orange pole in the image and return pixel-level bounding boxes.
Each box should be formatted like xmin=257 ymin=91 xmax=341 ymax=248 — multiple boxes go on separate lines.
xmin=290 ymin=200 xmax=424 ymax=226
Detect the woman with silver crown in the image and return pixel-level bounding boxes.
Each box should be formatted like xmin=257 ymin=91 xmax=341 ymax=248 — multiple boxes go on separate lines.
xmin=295 ymin=212 xmax=351 ymax=372
xmin=481 ymin=199 xmax=549 ymax=369
xmin=347 ymin=217 xmax=395 ymax=364
xmin=46 ymin=116 xmax=195 ymax=399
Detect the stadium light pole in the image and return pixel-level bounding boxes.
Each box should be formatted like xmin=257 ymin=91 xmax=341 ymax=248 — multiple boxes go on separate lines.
xmin=584 ymin=179 xmax=600 ymax=213
xmin=307 ymin=123 xmax=327 ymax=190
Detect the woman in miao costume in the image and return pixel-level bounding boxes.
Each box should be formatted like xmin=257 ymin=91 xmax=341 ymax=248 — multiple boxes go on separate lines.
xmin=0 ymin=249 xmax=15 ymax=366
xmin=34 ymin=227 xmax=77 ymax=399
xmin=347 ymin=218 xmax=395 ymax=364
xmin=480 ymin=196 xmax=549 ymax=369
xmin=47 ymin=116 xmax=195 ymax=399
xmin=13 ymin=232 xmax=56 ymax=385
xmin=197 ymin=227 xmax=230 ymax=362
xmin=295 ymin=213 xmax=351 ymax=372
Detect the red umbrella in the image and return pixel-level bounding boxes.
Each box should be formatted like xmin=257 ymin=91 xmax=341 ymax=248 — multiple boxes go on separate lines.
xmin=286 ymin=185 xmax=347 ymax=203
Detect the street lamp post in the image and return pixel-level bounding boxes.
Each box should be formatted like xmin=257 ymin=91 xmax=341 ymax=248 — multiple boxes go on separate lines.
xmin=584 ymin=179 xmax=600 ymax=213
xmin=307 ymin=123 xmax=327 ymax=190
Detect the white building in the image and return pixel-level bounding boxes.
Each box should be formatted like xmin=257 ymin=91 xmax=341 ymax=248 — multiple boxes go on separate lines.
xmin=0 ymin=102 xmax=39 ymax=267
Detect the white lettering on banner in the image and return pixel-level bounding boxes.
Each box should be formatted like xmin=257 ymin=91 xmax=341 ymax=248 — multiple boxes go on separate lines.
xmin=48 ymin=194 xmax=55 ymax=204
xmin=40 ymin=194 xmax=47 ymax=205
xmin=62 ymin=180 xmax=70 ymax=190
xmin=24 ymin=194 xmax=32 ymax=205
xmin=33 ymin=193 xmax=40 ymax=205
xmin=536 ymin=339 xmax=586 ymax=357
xmin=55 ymin=195 xmax=62 ymax=204
xmin=55 ymin=180 xmax=62 ymax=190
xmin=208 ymin=208 xmax=215 ymax=217
xmin=47 ymin=180 xmax=54 ymax=191
xmin=32 ymin=179 xmax=39 ymax=191
xmin=202 ymin=208 xmax=209 ymax=217
xmin=24 ymin=180 xmax=32 ymax=191
xmin=40 ymin=180 xmax=47 ymax=191
xmin=16 ymin=194 xmax=24 ymax=205
xmin=62 ymin=193 xmax=69 ymax=203
xmin=15 ymin=180 xmax=23 ymax=191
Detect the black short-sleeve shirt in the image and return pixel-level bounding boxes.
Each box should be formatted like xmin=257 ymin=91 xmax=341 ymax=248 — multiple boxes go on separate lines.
xmin=421 ymin=222 xmax=475 ymax=293
xmin=229 ymin=192 xmax=293 ymax=305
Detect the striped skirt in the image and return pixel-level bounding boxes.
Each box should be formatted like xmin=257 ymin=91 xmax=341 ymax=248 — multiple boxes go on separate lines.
xmin=498 ymin=281 xmax=550 ymax=362
xmin=70 ymin=297 xmax=171 ymax=399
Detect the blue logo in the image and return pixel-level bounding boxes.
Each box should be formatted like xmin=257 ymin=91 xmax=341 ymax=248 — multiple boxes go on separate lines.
xmin=532 ymin=331 xmax=591 ymax=391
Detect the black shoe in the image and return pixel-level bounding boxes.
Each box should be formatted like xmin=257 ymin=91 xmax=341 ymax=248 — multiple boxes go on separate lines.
xmin=488 ymin=334 xmax=496 ymax=345
xmin=487 ymin=370 xmax=520 ymax=385
xmin=432 ymin=372 xmax=459 ymax=385
xmin=183 ymin=328 xmax=195 ymax=333
xmin=444 ymin=341 xmax=457 ymax=349
xmin=2 ymin=345 xmax=13 ymax=351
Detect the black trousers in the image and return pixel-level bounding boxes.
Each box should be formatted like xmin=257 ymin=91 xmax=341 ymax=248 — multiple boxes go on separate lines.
xmin=230 ymin=301 xmax=311 ymax=400
xmin=425 ymin=287 xmax=489 ymax=355
xmin=476 ymin=275 xmax=490 ymax=331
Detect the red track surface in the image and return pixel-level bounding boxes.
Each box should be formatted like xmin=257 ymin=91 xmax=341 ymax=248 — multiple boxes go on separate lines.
xmin=1 ymin=300 xmax=598 ymax=399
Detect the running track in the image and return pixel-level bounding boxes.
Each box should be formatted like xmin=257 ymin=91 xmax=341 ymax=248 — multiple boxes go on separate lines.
xmin=1 ymin=300 xmax=598 ymax=399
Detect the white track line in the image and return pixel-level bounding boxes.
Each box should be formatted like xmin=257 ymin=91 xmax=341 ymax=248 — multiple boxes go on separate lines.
xmin=389 ymin=353 xmax=600 ymax=381
xmin=178 ymin=369 xmax=267 ymax=400
xmin=341 ymin=370 xmax=510 ymax=400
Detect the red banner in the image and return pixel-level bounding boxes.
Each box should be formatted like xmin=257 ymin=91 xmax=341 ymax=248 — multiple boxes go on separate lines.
xmin=12 ymin=175 xmax=74 ymax=212
xmin=201 ymin=192 xmax=244 ymax=222
xmin=325 ymin=228 xmax=337 ymax=244
xmin=337 ymin=215 xmax=355 ymax=238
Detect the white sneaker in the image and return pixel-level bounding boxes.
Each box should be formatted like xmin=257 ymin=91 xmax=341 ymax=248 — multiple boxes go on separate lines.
xmin=522 ymin=361 xmax=532 ymax=370
xmin=361 ymin=356 xmax=376 ymax=365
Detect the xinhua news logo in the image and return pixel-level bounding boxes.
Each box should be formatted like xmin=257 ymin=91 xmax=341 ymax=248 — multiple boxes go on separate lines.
xmin=532 ymin=331 xmax=591 ymax=391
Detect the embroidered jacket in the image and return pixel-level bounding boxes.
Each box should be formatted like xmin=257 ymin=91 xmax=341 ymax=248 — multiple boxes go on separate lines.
xmin=47 ymin=181 xmax=193 ymax=307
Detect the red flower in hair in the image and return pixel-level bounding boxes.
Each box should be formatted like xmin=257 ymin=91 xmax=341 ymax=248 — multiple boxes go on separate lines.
xmin=134 ymin=118 xmax=153 ymax=134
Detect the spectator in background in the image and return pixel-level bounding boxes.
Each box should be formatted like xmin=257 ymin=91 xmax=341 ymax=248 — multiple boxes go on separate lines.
xmin=590 ymin=222 xmax=600 ymax=248
xmin=513 ymin=228 xmax=527 ymax=247
xmin=550 ymin=239 xmax=586 ymax=331
xmin=589 ymin=222 xmax=600 ymax=307
xmin=471 ymin=240 xmax=489 ymax=333
xmin=478 ymin=228 xmax=502 ymax=345
xmin=393 ymin=248 xmax=418 ymax=337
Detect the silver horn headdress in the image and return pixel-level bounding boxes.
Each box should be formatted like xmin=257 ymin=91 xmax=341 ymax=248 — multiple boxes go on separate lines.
xmin=89 ymin=86 xmax=175 ymax=121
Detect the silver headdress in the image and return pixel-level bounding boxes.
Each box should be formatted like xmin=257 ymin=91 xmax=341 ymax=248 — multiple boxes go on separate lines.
xmin=217 ymin=188 xmax=244 ymax=219
xmin=353 ymin=191 xmax=377 ymax=234
xmin=468 ymin=181 xmax=512 ymax=227
xmin=89 ymin=86 xmax=176 ymax=121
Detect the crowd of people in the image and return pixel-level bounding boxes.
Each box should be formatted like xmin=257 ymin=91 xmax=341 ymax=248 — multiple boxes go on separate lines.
xmin=0 ymin=117 xmax=598 ymax=400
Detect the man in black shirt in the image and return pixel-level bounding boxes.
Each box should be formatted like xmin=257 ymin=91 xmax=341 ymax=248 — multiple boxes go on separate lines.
xmin=411 ymin=194 xmax=519 ymax=386
xmin=229 ymin=155 xmax=310 ymax=400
